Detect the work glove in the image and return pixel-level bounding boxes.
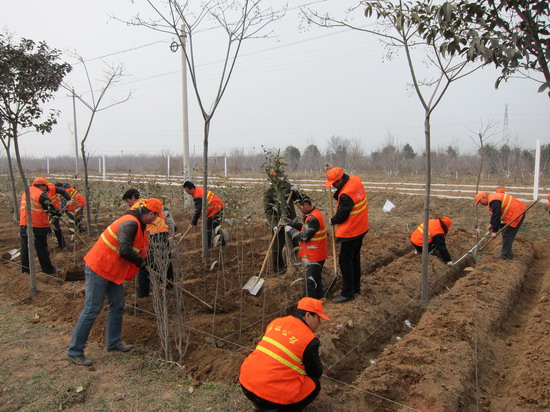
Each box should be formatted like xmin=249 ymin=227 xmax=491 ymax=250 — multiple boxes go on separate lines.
xmin=51 ymin=208 xmax=62 ymax=217
xmin=139 ymin=260 xmax=147 ymax=269
xmin=447 ymin=261 xmax=454 ymax=267
xmin=66 ymin=199 xmax=74 ymax=206
xmin=279 ymin=217 xmax=293 ymax=226
xmin=290 ymin=184 xmax=298 ymax=192
xmin=285 ymin=226 xmax=298 ymax=237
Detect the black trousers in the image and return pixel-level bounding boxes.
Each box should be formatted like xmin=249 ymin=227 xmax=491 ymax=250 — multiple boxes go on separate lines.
xmin=137 ymin=233 xmax=174 ymax=298
xmin=241 ymin=378 xmax=320 ymax=412
xmin=20 ymin=230 xmax=56 ymax=275
xmin=305 ymin=260 xmax=325 ymax=299
xmin=339 ymin=234 xmax=365 ymax=298
xmin=206 ymin=211 xmax=225 ymax=248
xmin=501 ymin=214 xmax=524 ymax=258
xmin=51 ymin=218 xmax=66 ymax=249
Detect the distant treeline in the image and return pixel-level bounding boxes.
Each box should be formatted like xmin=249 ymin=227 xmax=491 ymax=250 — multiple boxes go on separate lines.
xmin=2 ymin=139 xmax=549 ymax=182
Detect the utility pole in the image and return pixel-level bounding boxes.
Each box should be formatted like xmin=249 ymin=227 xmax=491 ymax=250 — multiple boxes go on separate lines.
xmin=178 ymin=26 xmax=190 ymax=182
xmin=72 ymin=88 xmax=79 ymax=176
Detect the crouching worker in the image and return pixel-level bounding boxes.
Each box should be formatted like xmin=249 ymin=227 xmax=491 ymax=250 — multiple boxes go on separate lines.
xmin=283 ymin=197 xmax=328 ymax=299
xmin=66 ymin=198 xmax=164 ymax=367
xmin=410 ymin=216 xmax=453 ymax=265
xmin=239 ymin=297 xmax=331 ymax=411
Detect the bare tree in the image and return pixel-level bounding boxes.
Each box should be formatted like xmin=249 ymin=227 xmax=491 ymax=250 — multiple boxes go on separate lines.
xmin=0 ymin=36 xmax=71 ymax=296
xmin=124 ymin=0 xmax=285 ymax=259
xmin=62 ymin=55 xmax=131 ymax=233
xmin=304 ymin=0 xmax=483 ymax=302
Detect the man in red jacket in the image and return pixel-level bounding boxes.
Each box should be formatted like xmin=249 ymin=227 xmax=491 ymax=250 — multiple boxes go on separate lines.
xmin=66 ymin=198 xmax=164 ymax=367
xmin=239 ymin=297 xmax=331 ymax=411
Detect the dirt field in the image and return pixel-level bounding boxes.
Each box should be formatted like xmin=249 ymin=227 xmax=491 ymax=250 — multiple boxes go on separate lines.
xmin=1 ymin=182 xmax=549 ymax=412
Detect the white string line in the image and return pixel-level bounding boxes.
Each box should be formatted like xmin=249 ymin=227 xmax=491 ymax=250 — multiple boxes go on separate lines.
xmin=322 ymin=375 xmax=423 ymax=412
xmin=328 ymin=258 xmax=470 ymax=371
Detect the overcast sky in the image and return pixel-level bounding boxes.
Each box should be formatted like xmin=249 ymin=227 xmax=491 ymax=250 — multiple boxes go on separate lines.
xmin=3 ymin=0 xmax=549 ymax=160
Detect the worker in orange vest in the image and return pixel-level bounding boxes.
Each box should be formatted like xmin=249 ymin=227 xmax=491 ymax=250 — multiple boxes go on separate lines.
xmin=475 ymin=191 xmax=526 ymax=259
xmin=239 ymin=297 xmax=331 ymax=411
xmin=122 ymin=189 xmax=176 ymax=298
xmin=282 ymin=197 xmax=328 ymax=298
xmin=47 ymin=182 xmax=72 ymax=251
xmin=55 ymin=182 xmax=87 ymax=233
xmin=67 ymin=198 xmax=164 ymax=367
xmin=183 ymin=181 xmax=225 ymax=248
xmin=19 ymin=177 xmax=64 ymax=275
xmin=410 ymin=217 xmax=454 ymax=265
xmin=325 ymin=167 xmax=369 ymax=304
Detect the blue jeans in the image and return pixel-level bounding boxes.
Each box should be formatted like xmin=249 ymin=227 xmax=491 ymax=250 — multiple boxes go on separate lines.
xmin=67 ymin=265 xmax=125 ymax=356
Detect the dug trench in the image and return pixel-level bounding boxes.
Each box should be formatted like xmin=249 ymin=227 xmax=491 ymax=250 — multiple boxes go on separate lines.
xmin=1 ymin=197 xmax=549 ymax=411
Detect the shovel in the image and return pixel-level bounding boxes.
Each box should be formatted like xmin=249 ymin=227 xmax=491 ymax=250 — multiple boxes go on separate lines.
xmin=243 ymin=227 xmax=280 ymax=295
xmin=452 ymin=231 xmax=490 ymax=265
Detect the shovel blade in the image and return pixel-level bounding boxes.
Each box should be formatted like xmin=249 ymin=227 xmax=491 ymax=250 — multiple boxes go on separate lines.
xmin=243 ymin=276 xmax=264 ymax=295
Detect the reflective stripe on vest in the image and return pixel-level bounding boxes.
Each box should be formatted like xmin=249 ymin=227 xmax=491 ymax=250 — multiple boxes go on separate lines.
xmin=349 ymin=196 xmax=367 ymax=215
xmin=501 ymin=194 xmax=512 ymax=218
xmin=101 ymin=225 xmax=142 ymax=254
xmin=417 ymin=224 xmax=433 ymax=240
xmin=255 ymin=336 xmax=306 ymax=376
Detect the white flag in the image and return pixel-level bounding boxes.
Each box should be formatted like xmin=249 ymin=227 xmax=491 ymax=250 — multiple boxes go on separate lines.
xmin=383 ymin=199 xmax=396 ymax=213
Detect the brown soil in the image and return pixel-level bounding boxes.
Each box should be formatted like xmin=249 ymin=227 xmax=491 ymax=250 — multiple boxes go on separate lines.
xmin=1 ymin=188 xmax=549 ymax=411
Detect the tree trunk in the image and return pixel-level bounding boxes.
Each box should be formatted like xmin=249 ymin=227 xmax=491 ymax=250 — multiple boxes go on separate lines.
xmin=13 ymin=131 xmax=37 ymax=298
xmin=421 ymin=112 xmax=431 ymax=303
xmin=81 ymin=142 xmax=93 ymax=233
xmin=6 ymin=148 xmax=20 ymax=222
xmin=201 ymin=119 xmax=210 ymax=260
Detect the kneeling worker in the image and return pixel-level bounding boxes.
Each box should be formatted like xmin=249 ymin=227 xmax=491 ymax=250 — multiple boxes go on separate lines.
xmin=410 ymin=217 xmax=453 ymax=265
xmin=239 ymin=297 xmax=331 ymax=411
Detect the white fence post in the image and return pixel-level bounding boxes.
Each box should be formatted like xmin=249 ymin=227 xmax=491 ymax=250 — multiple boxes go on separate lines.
xmin=102 ymin=155 xmax=106 ymax=180
xmin=533 ymin=139 xmax=541 ymax=201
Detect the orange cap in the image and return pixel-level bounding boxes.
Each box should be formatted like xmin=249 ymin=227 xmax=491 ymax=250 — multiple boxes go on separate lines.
xmin=496 ymin=188 xmax=505 ymax=193
xmin=32 ymin=177 xmax=50 ymax=186
xmin=297 ymin=297 xmax=331 ymax=321
xmin=474 ymin=192 xmax=487 ymax=205
xmin=143 ymin=198 xmax=165 ymax=219
xmin=440 ymin=216 xmax=452 ymax=228
xmin=324 ymin=167 xmax=344 ymax=188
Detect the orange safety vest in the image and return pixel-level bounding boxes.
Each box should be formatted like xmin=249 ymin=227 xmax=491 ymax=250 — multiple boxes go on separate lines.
xmin=84 ymin=215 xmax=148 ymax=284
xmin=299 ymin=208 xmax=328 ymax=262
xmin=130 ymin=199 xmax=168 ymax=235
xmin=335 ymin=176 xmax=369 ymax=238
xmin=47 ymin=186 xmax=62 ymax=209
xmin=410 ymin=219 xmax=447 ymax=247
xmin=194 ymin=187 xmax=224 ymax=218
xmin=19 ymin=186 xmax=51 ymax=228
xmin=487 ymin=192 xmax=526 ymax=228
xmin=239 ymin=316 xmax=317 ymax=405
xmin=66 ymin=186 xmax=86 ymax=211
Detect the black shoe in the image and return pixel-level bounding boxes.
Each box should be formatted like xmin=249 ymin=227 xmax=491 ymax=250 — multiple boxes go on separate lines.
xmin=495 ymin=253 xmax=511 ymax=260
xmin=108 ymin=343 xmax=134 ymax=352
xmin=333 ymin=295 xmax=354 ymax=304
xmin=45 ymin=268 xmax=62 ymax=276
xmin=67 ymin=354 xmax=93 ymax=366
xmin=61 ymin=245 xmax=68 ymax=251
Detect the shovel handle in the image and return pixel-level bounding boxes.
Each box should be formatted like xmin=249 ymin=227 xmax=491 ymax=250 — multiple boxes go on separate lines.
xmin=327 ymin=189 xmax=338 ymax=274
xmin=259 ymin=227 xmax=280 ymax=277
xmin=176 ymin=226 xmax=193 ymax=245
